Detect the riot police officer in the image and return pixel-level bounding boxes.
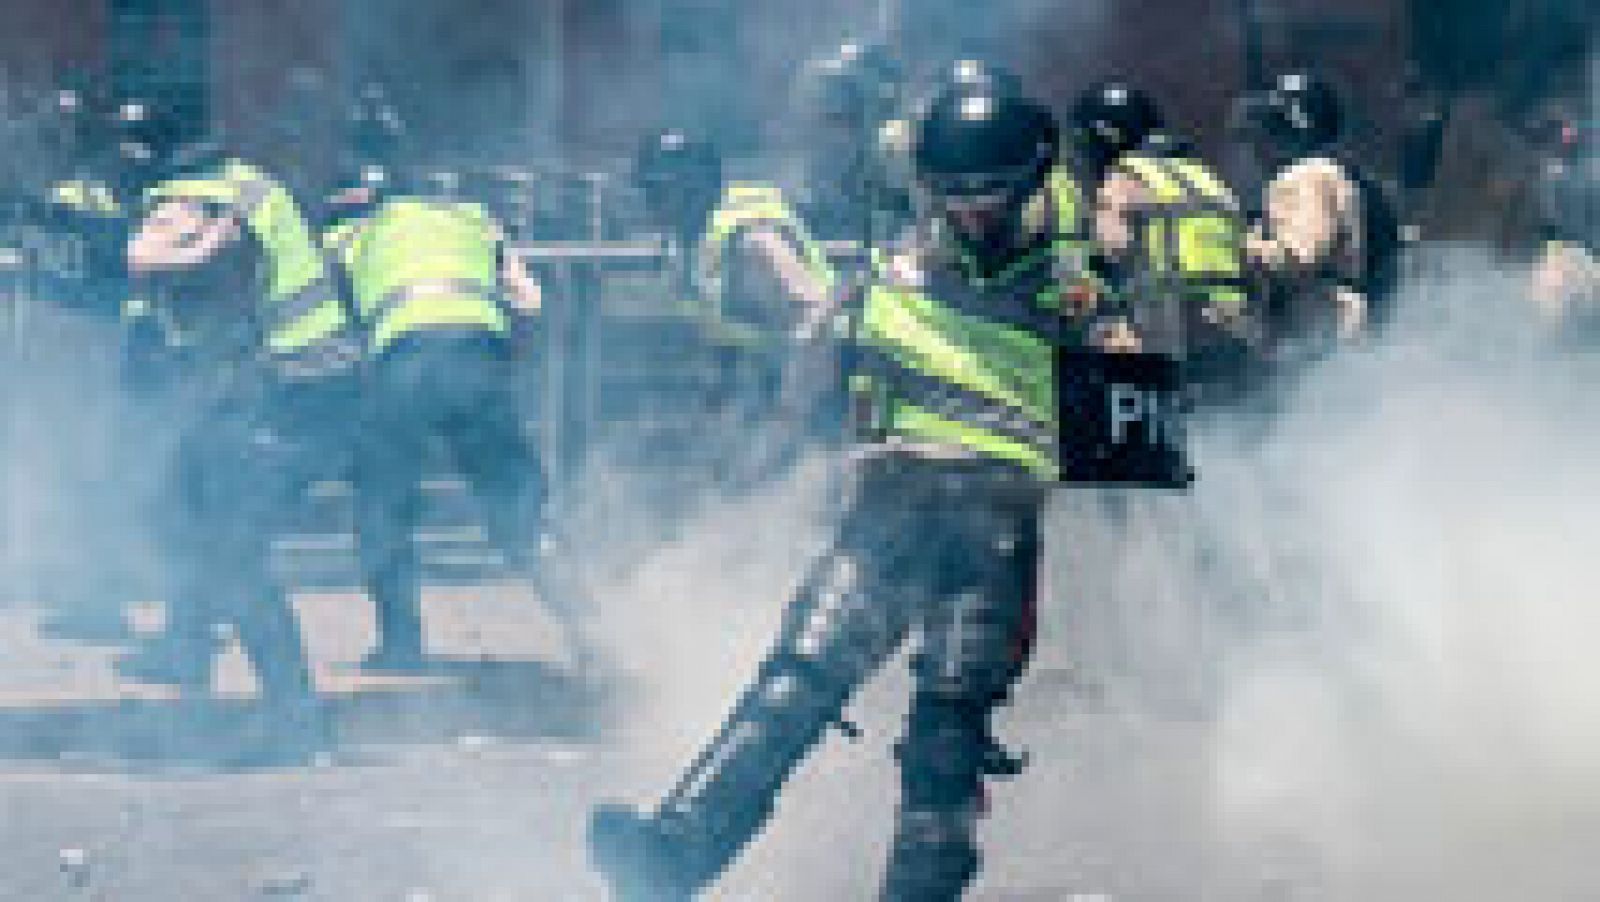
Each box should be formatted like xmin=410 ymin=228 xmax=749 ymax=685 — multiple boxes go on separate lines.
xmin=323 ymin=88 xmax=588 ymax=672
xmin=636 ymin=128 xmax=838 ymax=485
xmin=591 ymin=69 xmax=1132 ymax=901
xmin=115 ymin=95 xmax=355 ymax=757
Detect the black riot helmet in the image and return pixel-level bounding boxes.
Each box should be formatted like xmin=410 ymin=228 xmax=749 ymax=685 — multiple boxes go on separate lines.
xmin=110 ymin=94 xmax=210 ymax=181
xmin=635 ymin=128 xmax=724 ymax=238
xmin=901 ymin=58 xmax=1026 ymax=132
xmin=941 ymin=57 xmax=1024 ymax=99
xmin=341 ymin=82 xmax=407 ymax=195
xmin=1069 ymin=81 xmax=1164 ymax=177
xmin=811 ymin=41 xmax=904 ymax=128
xmin=1250 ymin=70 xmax=1344 ymax=157
xmin=914 ymin=76 xmax=1059 ymax=247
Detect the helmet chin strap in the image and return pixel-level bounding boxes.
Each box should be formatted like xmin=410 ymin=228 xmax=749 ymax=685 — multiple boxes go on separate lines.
xmin=935 ymin=178 xmax=1045 ymax=269
xmin=943 ymin=206 xmax=1040 ymax=274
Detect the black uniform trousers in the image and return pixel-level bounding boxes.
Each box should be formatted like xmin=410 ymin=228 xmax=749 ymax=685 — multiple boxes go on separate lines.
xmin=352 ymin=331 xmax=555 ymax=657
xmin=599 ymin=469 xmax=1041 ymax=901
xmin=158 ymin=371 xmax=358 ymax=699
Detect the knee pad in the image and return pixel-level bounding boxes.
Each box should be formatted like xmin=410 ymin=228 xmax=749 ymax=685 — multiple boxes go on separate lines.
xmin=915 ymin=590 xmax=1030 ymax=706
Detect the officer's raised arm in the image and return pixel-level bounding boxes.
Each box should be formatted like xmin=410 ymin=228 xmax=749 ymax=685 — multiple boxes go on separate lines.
xmin=127 ymin=199 xmax=240 ymax=274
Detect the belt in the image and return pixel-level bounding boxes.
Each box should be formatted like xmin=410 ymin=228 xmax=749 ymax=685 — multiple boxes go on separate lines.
xmin=370 ymin=278 xmax=507 ymax=323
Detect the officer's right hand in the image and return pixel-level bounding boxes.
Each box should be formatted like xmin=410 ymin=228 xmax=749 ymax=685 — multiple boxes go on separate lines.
xmin=1090 ymin=317 xmax=1143 ymax=353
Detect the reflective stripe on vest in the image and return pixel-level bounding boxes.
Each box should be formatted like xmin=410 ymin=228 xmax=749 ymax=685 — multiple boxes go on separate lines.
xmin=53 ymin=179 xmax=122 ymax=216
xmin=1045 ymin=167 xmax=1091 ymax=245
xmin=145 ymin=160 xmax=347 ymax=356
xmin=326 ymin=198 xmax=507 ymax=353
xmin=693 ymin=181 xmax=835 ymax=347
xmin=855 ymin=244 xmax=1077 ymax=478
xmin=1116 ymin=154 xmax=1247 ymax=311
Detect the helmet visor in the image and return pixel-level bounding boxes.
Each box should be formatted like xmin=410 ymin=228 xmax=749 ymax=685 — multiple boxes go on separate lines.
xmin=919 ymin=160 xmax=1042 ymax=201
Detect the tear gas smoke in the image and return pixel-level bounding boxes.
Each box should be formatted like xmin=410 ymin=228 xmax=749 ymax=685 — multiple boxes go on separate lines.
xmin=572 ymin=244 xmax=1600 ymax=900
xmin=1 ymin=4 xmax=1594 ymax=900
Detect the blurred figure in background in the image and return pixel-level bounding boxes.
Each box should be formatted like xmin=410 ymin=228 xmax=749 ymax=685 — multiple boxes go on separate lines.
xmin=1527 ymin=95 xmax=1596 ymax=338
xmin=635 ymin=128 xmax=839 ymax=486
xmin=324 ymin=85 xmax=589 ymax=672
xmin=1238 ymin=71 xmax=1402 ymax=354
xmin=47 ymin=77 xmax=125 ymax=227
xmin=27 ymin=77 xmax=142 ymax=644
xmin=801 ymin=40 xmax=915 ymax=247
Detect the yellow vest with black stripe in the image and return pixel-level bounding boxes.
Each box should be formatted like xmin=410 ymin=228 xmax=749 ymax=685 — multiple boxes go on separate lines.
xmin=1114 ymin=154 xmax=1246 ymax=317
xmin=692 ymin=181 xmax=835 ymax=349
xmin=323 ymin=198 xmax=508 ymax=355
xmin=144 ymin=159 xmax=348 ymax=359
xmin=853 ymin=240 xmax=1091 ymax=479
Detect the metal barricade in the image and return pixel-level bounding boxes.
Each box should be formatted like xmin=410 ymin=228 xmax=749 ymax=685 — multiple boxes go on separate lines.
xmin=509 ymin=237 xmax=870 ymax=495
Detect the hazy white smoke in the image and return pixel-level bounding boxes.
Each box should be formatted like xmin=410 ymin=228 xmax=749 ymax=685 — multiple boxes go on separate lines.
xmin=583 ymin=244 xmax=1600 ymax=901
xmin=1006 ymin=244 xmax=1600 ymax=900
xmin=1192 ymin=246 xmax=1600 ymax=900
xmin=1 ymin=302 xmax=147 ymax=610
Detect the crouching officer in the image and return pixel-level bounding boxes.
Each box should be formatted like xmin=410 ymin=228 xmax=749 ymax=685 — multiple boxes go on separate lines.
xmin=115 ymin=97 xmax=356 ymax=752
xmin=591 ymin=70 xmax=1133 ymax=901
xmin=636 ymin=130 xmax=839 ymax=484
xmin=324 ymin=94 xmax=588 ymax=671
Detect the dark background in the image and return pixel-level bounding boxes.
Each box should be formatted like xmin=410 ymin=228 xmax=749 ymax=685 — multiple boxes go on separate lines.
xmin=1 ymin=1 xmax=1590 ymax=200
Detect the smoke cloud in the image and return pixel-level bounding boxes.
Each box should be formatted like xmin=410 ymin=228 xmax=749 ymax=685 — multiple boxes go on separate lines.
xmin=2 ymin=5 xmax=1595 ymax=901
xmin=565 ymin=243 xmax=1600 ymax=901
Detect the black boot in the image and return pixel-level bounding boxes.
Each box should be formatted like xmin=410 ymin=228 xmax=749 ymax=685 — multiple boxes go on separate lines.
xmin=591 ymin=519 xmax=915 ymax=898
xmin=880 ymin=805 xmax=982 ymax=902
xmin=589 ymin=805 xmax=701 ymax=902
xmin=589 ymin=659 xmax=835 ymax=899
xmin=224 ymin=694 xmax=332 ymax=769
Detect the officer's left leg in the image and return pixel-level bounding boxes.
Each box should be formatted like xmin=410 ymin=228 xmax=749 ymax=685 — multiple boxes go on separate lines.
xmin=590 ymin=495 xmax=931 ymax=900
xmin=880 ymin=505 xmax=1041 ymax=902
xmin=451 ymin=385 xmax=549 ymax=566
xmin=351 ymin=370 xmax=430 ymax=669
xmin=220 ymin=423 xmax=320 ymax=706
xmin=214 ymin=417 xmax=334 ymax=764
xmin=442 ymin=346 xmax=594 ymax=655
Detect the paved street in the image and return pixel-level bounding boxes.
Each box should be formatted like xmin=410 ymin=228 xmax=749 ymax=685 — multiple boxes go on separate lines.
xmin=0 ymin=482 xmax=1229 ymax=902
xmin=2 ymin=474 xmax=1596 ymax=901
